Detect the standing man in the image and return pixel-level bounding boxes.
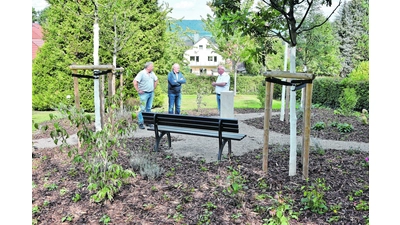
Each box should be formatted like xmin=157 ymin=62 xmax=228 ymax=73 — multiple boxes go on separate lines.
xmin=212 ymin=65 xmax=230 ymax=115
xmin=133 ymin=61 xmax=158 ymax=129
xmin=168 ymin=63 xmax=186 ymax=114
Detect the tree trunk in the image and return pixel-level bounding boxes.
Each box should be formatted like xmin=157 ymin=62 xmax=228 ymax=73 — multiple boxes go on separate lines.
xmin=280 ymin=42 xmax=289 ymax=121
xmin=233 ymin=60 xmax=238 ymax=96
xmin=289 ymin=45 xmax=297 ymax=176
xmin=93 ymin=1 xmax=101 ymax=131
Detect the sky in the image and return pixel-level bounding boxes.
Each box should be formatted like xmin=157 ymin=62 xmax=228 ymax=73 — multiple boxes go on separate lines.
xmin=32 ymin=0 xmax=340 ymax=20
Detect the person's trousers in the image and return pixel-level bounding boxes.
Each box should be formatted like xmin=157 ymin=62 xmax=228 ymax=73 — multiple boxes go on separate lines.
xmin=137 ymin=91 xmax=154 ymax=125
xmin=168 ymin=92 xmax=182 ymax=114
xmin=216 ymin=93 xmax=221 ymax=115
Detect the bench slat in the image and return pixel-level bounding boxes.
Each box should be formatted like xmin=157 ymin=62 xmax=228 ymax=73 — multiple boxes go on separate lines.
xmin=153 ymin=125 xmax=246 ymax=140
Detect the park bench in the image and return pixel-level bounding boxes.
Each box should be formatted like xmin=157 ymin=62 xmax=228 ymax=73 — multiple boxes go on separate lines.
xmin=142 ymin=112 xmax=247 ymax=161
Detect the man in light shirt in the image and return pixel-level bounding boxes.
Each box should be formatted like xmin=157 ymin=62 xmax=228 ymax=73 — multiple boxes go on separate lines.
xmin=133 ymin=62 xmax=158 ymax=129
xmin=212 ymin=65 xmax=230 ymax=116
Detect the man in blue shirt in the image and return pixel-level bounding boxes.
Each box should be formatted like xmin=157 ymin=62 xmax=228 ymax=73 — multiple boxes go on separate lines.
xmin=167 ymin=63 xmax=186 ymax=114
xmin=133 ymin=62 xmax=158 ymax=129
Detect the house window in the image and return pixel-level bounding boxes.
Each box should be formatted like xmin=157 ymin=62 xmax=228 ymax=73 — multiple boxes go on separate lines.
xmin=190 ymin=56 xmax=195 ymax=61
xmin=214 ymin=56 xmax=217 ymax=62
xmin=196 ymin=56 xmax=199 ymax=62
xmin=206 ymin=44 xmax=210 ymax=49
xmin=199 ymin=45 xmax=203 ymax=49
xmin=208 ymin=56 xmax=213 ymax=61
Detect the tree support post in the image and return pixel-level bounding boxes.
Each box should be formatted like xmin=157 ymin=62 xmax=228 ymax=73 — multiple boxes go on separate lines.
xmin=302 ymin=83 xmax=313 ymax=180
xmin=263 ymin=81 xmax=272 ymax=173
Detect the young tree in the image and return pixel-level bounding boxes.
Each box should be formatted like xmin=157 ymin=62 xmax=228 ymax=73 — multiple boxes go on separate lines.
xmin=296 ymin=10 xmax=341 ymax=76
xmin=203 ymin=15 xmax=257 ymax=95
xmin=210 ymin=0 xmax=342 ymax=175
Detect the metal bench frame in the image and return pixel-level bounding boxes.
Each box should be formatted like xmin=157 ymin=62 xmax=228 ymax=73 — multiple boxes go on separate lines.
xmin=142 ymin=112 xmax=246 ymax=161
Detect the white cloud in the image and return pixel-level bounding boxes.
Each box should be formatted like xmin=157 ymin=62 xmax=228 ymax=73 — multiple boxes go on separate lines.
xmin=173 ymin=1 xmax=195 ymax=9
xmin=32 ymin=0 xmax=49 ymax=11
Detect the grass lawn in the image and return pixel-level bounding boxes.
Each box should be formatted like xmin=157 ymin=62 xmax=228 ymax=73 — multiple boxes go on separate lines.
xmin=32 ymin=95 xmax=280 ymax=131
xmin=162 ymin=94 xmax=281 ymax=110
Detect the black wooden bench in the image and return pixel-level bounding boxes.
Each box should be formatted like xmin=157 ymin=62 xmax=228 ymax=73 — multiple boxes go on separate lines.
xmin=142 ymin=112 xmax=247 ymax=161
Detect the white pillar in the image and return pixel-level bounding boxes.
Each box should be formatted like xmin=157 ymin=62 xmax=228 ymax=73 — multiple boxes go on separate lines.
xmin=220 ymin=91 xmax=234 ymax=118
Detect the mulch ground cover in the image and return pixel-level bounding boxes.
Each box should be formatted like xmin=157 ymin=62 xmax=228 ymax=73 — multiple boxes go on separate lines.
xmin=32 ymin=108 xmax=369 ymax=225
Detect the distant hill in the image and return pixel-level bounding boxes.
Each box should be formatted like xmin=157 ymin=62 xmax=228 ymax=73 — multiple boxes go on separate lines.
xmin=170 ymin=20 xmax=212 ymax=38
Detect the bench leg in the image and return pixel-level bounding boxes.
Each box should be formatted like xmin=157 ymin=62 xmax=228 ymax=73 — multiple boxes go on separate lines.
xmin=154 ymin=131 xmax=170 ymax=152
xmin=228 ymin=140 xmax=232 ymax=158
xmin=218 ymin=139 xmax=230 ymax=161
xmin=167 ymin=133 xmax=171 ymax=148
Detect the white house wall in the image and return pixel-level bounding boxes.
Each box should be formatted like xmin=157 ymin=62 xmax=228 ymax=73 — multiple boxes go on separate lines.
xmin=184 ymin=37 xmax=225 ymax=76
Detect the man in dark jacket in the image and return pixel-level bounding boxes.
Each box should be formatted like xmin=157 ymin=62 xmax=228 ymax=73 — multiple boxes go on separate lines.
xmin=168 ymin=63 xmax=186 ymax=114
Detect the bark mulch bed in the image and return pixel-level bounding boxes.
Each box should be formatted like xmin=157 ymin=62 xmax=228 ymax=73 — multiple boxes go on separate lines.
xmin=242 ymin=108 xmax=369 ymax=143
xmin=32 ymin=108 xmax=369 ymax=225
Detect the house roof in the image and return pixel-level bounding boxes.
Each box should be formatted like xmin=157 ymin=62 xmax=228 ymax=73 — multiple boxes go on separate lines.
xmin=32 ymin=23 xmax=44 ymax=60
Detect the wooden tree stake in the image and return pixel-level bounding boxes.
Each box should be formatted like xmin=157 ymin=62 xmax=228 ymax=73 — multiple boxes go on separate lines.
xmin=263 ymin=81 xmax=272 ymax=173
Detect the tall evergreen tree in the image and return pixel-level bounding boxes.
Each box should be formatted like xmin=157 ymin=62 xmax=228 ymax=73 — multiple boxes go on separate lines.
xmin=334 ymin=0 xmax=369 ymax=77
xmin=32 ymin=0 xmax=169 ymax=111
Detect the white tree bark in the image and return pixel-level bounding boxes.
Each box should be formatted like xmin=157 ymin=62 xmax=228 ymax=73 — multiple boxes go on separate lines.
xmin=280 ymin=42 xmax=288 ymax=121
xmin=289 ymin=46 xmax=297 ymax=176
xmin=93 ymin=4 xmax=101 ymax=132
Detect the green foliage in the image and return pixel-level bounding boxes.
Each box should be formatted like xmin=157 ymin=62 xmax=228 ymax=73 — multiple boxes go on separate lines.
xmin=312 ymin=122 xmax=326 ymax=131
xmin=61 ymin=214 xmax=74 ymax=222
xmin=44 ymin=183 xmax=58 ymax=191
xmin=59 ymin=187 xmax=68 ymax=196
xmin=99 ymin=214 xmax=111 ymax=225
xmin=224 ymin=166 xmax=247 ymax=197
xmin=296 ymin=11 xmax=341 ymax=76
xmin=355 ymin=200 xmax=369 ymax=211
xmin=33 ymin=0 xmax=169 ymax=112
xmin=48 ymin=96 xmax=136 ymax=203
xmin=262 ymin=192 xmax=299 ymax=225
xmin=337 ymin=123 xmax=354 ymax=133
xmin=301 ymin=178 xmax=330 ymax=214
xmin=338 ymin=87 xmax=359 ymax=115
xmin=32 ymin=205 xmax=40 ymax=214
xmin=346 ymin=61 xmax=369 ymax=82
xmin=72 ymin=193 xmax=81 ymax=203
xmin=312 ymin=77 xmax=368 ymax=111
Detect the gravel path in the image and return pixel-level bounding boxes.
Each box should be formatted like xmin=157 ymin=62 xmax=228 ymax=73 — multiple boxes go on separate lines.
xmin=32 ymin=112 xmax=369 ymax=162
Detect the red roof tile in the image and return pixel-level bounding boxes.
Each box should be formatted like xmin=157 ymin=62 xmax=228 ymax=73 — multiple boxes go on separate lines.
xmin=32 ymin=23 xmax=44 ymax=60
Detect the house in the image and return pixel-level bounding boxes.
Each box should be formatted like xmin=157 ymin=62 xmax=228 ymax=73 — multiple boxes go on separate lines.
xmin=32 ymin=23 xmax=44 ymax=60
xmin=184 ymin=36 xmax=225 ymax=76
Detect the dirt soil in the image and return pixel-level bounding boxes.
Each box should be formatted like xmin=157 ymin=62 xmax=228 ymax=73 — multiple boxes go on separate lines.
xmin=32 ymin=108 xmax=369 ymax=225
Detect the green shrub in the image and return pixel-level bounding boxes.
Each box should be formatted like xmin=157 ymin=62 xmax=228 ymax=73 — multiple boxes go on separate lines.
xmin=312 ymin=122 xmax=326 ymax=131
xmin=337 ymin=123 xmax=354 ymax=133
xmin=347 ymin=61 xmax=369 ymax=82
xmin=338 ymin=88 xmax=359 ymax=115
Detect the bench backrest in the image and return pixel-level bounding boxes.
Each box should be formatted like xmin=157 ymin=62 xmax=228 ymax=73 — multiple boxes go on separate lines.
xmin=142 ymin=112 xmax=240 ymax=133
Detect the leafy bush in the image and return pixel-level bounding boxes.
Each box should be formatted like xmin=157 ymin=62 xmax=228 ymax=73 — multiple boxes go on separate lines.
xmin=42 ymin=99 xmax=137 ymax=203
xmin=130 ymin=155 xmax=165 ymax=180
xmin=301 ymin=178 xmax=330 ymax=214
xmin=346 ymin=61 xmax=369 ymax=82
xmin=338 ymin=87 xmax=359 ymax=115
xmin=312 ymin=122 xmax=326 ymax=131
xmin=337 ymin=123 xmax=354 ymax=133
